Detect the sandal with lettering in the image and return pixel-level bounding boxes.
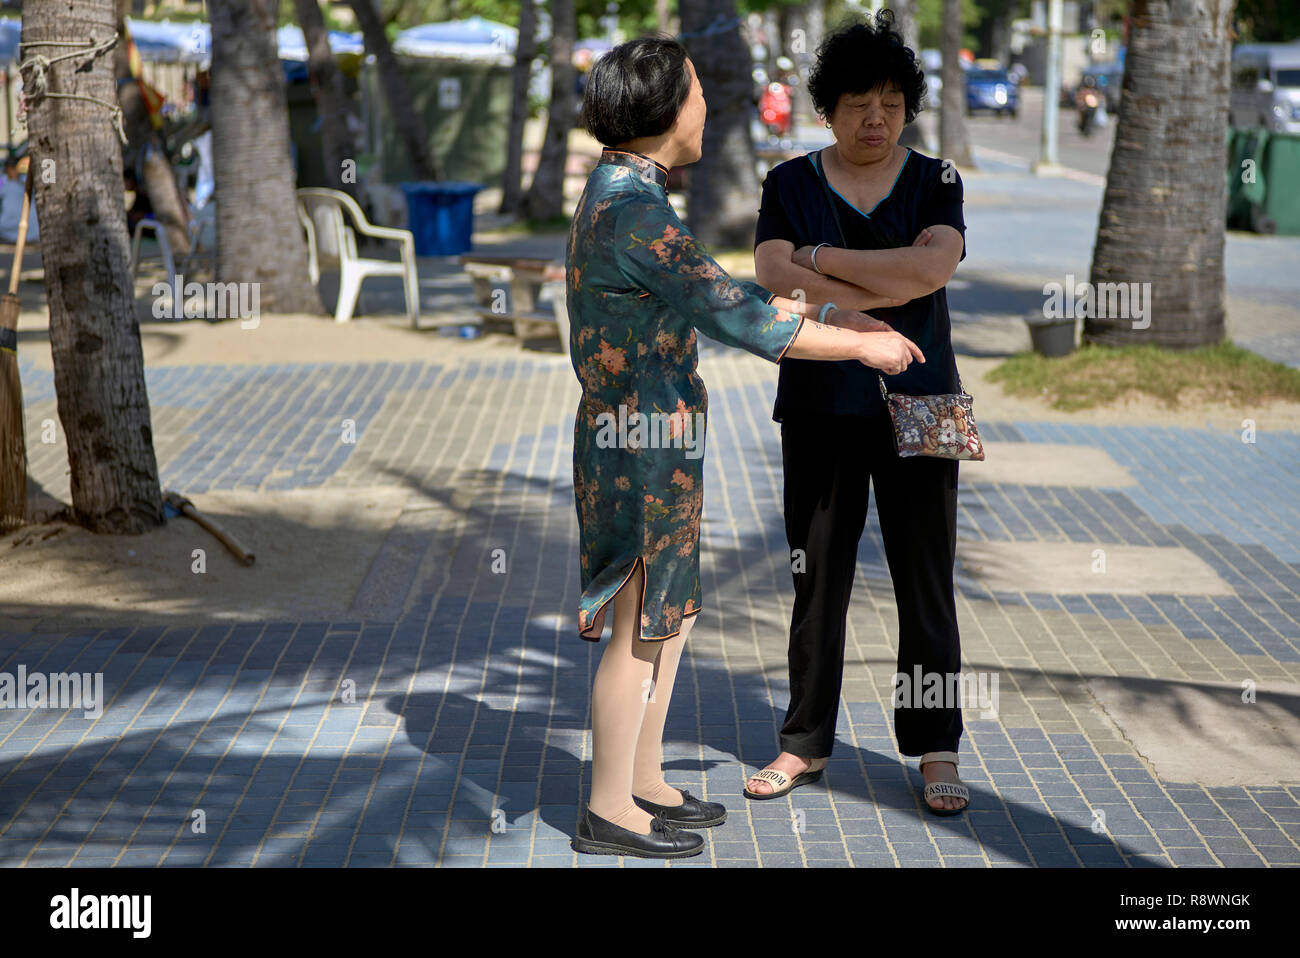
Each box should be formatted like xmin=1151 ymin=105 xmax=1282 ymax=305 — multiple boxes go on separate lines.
xmin=743 ymin=758 xmax=826 ymax=801
xmin=920 ymin=751 xmax=970 ymax=816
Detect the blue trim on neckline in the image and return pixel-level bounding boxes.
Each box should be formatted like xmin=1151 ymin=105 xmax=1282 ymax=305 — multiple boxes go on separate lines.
xmin=810 ymin=148 xmax=911 ymax=219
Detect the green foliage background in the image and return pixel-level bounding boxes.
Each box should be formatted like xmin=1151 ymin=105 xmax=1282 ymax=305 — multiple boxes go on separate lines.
xmin=289 ymin=0 xmax=1297 ymax=55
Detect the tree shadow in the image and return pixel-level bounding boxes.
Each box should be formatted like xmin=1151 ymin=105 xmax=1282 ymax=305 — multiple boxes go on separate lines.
xmin=0 ymin=440 xmax=1289 ymax=867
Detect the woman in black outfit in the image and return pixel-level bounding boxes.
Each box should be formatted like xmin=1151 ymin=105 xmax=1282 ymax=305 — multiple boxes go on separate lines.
xmin=744 ymin=11 xmax=971 ymax=814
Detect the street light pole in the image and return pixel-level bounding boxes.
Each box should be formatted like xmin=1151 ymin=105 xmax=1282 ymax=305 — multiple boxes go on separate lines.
xmin=1033 ymin=0 xmax=1064 ymax=175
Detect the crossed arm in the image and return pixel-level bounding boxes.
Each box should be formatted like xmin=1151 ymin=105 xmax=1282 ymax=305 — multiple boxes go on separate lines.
xmin=755 ymin=224 xmax=964 ymax=310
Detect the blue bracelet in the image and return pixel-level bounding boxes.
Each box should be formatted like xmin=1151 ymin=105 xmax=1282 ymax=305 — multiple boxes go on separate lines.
xmin=816 ymin=301 xmax=837 ymax=325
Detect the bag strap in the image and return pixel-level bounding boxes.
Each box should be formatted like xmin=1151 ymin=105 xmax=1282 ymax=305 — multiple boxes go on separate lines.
xmin=811 ymin=150 xmax=848 ymax=248
xmin=881 ymin=369 xmax=968 ymax=397
xmin=812 ymin=149 xmax=905 ymax=249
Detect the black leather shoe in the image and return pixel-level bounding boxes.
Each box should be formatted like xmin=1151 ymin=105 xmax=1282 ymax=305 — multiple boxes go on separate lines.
xmin=571 ymin=808 xmax=704 ymax=858
xmin=633 ymin=788 xmax=727 ymax=827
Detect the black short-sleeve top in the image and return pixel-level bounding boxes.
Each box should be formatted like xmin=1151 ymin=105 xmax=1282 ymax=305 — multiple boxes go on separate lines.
xmin=755 ymin=147 xmax=966 ymax=421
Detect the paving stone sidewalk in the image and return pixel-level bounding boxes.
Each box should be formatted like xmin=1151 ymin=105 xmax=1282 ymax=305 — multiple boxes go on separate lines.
xmin=3 ymin=337 xmax=1299 ymax=867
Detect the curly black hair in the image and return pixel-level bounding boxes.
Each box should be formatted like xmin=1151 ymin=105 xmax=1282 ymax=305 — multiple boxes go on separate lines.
xmin=807 ymin=10 xmax=927 ymax=124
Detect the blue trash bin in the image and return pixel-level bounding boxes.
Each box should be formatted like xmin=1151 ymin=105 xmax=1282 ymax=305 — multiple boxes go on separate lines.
xmin=400 ymin=181 xmax=483 ymax=256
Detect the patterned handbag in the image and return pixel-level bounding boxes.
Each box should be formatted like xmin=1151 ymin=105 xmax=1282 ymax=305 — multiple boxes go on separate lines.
xmin=878 ymin=374 xmax=985 ymax=460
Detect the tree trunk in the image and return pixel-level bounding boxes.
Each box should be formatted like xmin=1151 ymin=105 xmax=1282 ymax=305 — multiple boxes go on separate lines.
xmin=939 ymin=0 xmax=974 ymax=167
xmin=209 ymin=0 xmax=324 ymax=314
xmin=293 ymin=0 xmax=359 ymax=199
xmin=893 ymin=0 xmax=920 ymax=53
xmin=521 ymin=0 xmax=576 ymax=222
xmin=1084 ymin=0 xmax=1233 ymax=348
xmin=988 ymin=1 xmax=1013 ymax=65
xmin=22 ymin=0 xmax=164 ymax=533
xmin=115 ymin=0 xmax=190 ymax=259
xmin=500 ymin=0 xmax=538 ymax=214
xmin=348 ymin=0 xmax=440 ymax=181
xmin=680 ymin=0 xmax=761 ymax=248
xmin=892 ymin=0 xmax=925 ymax=148
xmin=767 ymin=8 xmax=784 ymax=69
xmin=799 ymin=0 xmax=826 ymax=123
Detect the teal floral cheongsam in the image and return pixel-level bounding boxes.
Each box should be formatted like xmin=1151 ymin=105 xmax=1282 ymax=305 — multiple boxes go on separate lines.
xmin=567 ymin=148 xmax=806 ymax=641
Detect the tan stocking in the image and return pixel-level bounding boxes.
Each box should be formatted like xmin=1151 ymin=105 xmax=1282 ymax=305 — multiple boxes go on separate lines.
xmin=587 ymin=563 xmax=661 ymax=835
xmin=632 ymin=613 xmax=695 ymax=806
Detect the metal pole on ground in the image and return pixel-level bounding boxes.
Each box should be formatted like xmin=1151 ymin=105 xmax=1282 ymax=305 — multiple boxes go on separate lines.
xmin=1033 ymin=0 xmax=1065 ymax=175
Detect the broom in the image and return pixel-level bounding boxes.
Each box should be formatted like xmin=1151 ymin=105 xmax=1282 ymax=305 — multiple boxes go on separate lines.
xmin=0 ymin=170 xmax=31 ymax=532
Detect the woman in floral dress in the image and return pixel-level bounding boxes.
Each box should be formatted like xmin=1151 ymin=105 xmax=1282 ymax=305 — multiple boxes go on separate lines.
xmin=566 ymin=35 xmax=926 ymax=858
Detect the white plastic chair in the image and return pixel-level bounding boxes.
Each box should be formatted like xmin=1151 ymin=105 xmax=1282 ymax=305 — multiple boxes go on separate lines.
xmin=130 ymin=217 xmax=175 ymax=284
xmin=296 ymin=187 xmax=420 ymax=326
xmin=180 ymin=202 xmax=216 ymax=274
xmin=131 ymin=203 xmax=215 ymax=284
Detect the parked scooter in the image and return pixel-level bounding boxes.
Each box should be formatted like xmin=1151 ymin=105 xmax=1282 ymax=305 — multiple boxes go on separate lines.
xmin=759 ymin=82 xmax=793 ymax=139
xmin=1076 ymin=79 xmax=1102 ymax=137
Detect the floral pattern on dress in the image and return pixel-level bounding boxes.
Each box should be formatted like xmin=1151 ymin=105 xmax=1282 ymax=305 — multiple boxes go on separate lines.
xmin=567 ymin=149 xmax=806 ymax=640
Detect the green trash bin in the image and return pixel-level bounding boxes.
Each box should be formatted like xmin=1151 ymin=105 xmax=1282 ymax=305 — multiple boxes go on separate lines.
xmin=1226 ymin=128 xmax=1300 ymax=235
xmin=1226 ymin=128 xmax=1255 ymax=230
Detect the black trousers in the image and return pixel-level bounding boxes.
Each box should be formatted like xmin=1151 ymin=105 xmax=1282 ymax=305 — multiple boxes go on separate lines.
xmin=778 ymin=412 xmax=963 ymax=759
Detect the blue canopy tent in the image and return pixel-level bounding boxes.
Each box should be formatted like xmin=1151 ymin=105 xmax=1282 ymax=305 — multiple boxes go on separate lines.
xmin=0 ymin=19 xmax=20 ymax=65
xmin=276 ymin=26 xmax=364 ymax=62
xmin=393 ymin=17 xmax=516 ymax=63
xmin=125 ymin=18 xmax=211 ymax=66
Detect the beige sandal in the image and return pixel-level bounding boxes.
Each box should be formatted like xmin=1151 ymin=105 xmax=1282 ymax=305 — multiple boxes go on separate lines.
xmin=920 ymin=751 xmax=969 ymax=816
xmin=743 ymin=759 xmax=826 ymax=801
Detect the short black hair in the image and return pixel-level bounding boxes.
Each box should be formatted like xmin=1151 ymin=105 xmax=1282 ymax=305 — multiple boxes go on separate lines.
xmin=580 ymin=35 xmax=692 ymax=147
xmin=807 ymin=10 xmax=927 ymax=124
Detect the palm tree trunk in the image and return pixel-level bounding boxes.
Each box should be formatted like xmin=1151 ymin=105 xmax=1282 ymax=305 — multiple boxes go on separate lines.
xmin=1084 ymin=0 xmax=1233 ymax=348
xmin=500 ymin=0 xmax=538 ymax=214
xmin=209 ymin=0 xmax=324 ymax=313
xmin=294 ymin=0 xmax=359 ymax=199
xmin=680 ymin=0 xmax=761 ymax=248
xmin=115 ymin=0 xmax=190 ymax=259
xmin=521 ymin=0 xmax=576 ymax=222
xmin=22 ymin=0 xmax=164 ymax=533
xmin=939 ymin=0 xmax=974 ymax=167
xmin=348 ymin=0 xmax=439 ymax=181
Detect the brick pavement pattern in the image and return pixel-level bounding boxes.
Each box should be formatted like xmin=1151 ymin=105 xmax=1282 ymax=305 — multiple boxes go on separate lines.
xmin=3 ymin=343 xmax=1299 ymax=868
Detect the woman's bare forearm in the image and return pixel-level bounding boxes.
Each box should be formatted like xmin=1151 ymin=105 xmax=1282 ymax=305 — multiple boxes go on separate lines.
xmin=759 ymin=252 xmax=908 ymax=311
xmin=763 ymin=258 xmax=904 ymax=310
xmin=816 ymin=246 xmax=949 ymax=299
xmin=782 ymin=313 xmax=925 ymax=375
xmin=781 ymin=317 xmax=868 ymax=361
xmin=769 ymin=292 xmax=818 ymax=315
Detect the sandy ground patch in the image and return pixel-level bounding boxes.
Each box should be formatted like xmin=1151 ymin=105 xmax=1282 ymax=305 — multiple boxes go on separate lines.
xmin=1087 ymin=676 xmax=1300 ymax=786
xmin=955 ymin=542 xmax=1235 ymax=596
xmin=0 ymin=487 xmax=409 ymax=632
